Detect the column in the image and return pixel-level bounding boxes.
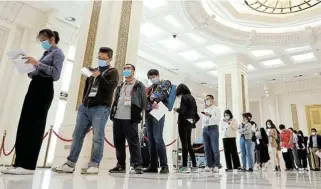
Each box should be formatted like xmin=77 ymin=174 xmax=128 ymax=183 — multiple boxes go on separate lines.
xmin=52 ymin=0 xmax=144 ymax=169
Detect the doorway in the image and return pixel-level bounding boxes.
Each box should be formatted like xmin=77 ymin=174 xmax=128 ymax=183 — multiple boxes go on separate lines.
xmin=305 ymin=104 xmax=321 ymax=135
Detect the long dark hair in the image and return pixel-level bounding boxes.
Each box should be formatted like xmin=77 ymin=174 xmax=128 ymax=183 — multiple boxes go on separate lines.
xmin=266 ymin=119 xmax=279 ymax=134
xmin=224 ymin=109 xmax=233 ymax=119
xmin=176 ymin=83 xmax=191 ymax=97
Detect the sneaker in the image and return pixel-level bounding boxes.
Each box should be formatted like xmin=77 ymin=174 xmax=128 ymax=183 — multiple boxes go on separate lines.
xmin=52 ymin=164 xmax=75 ymax=173
xmin=143 ymin=166 xmax=158 ymax=173
xmin=178 ymin=167 xmax=190 ymax=173
xmin=81 ymin=167 xmax=99 ymax=174
xmin=1 ymin=167 xmax=34 ymax=175
xmin=159 ymin=166 xmax=169 ymax=174
xmin=109 ymin=165 xmax=126 ymax=173
xmin=212 ymin=167 xmax=219 ymax=173
xmin=134 ymin=167 xmax=144 ymax=174
xmin=191 ymin=167 xmax=199 ymax=173
xmin=225 ymin=169 xmax=233 ymax=172
xmin=237 ymin=167 xmax=245 ymax=172
xmin=1 ymin=166 xmax=15 ymax=174
xmin=247 ymin=168 xmax=254 ymax=172
xmin=203 ymin=166 xmax=212 ymax=172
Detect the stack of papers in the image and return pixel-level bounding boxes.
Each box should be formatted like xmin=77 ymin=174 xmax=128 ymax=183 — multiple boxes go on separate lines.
xmin=7 ymin=50 xmax=35 ymax=74
xmin=81 ymin=67 xmax=93 ymax=77
xmin=150 ymin=101 xmax=169 ymax=121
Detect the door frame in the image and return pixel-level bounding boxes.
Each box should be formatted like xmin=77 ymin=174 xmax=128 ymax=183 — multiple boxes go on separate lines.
xmin=305 ymin=104 xmax=321 ymax=136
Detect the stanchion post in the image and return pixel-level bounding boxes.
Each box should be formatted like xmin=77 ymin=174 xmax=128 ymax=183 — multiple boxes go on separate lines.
xmin=43 ymin=125 xmax=53 ymax=167
xmin=11 ymin=150 xmax=16 ymax=166
xmin=0 ymin=130 xmax=7 ymax=157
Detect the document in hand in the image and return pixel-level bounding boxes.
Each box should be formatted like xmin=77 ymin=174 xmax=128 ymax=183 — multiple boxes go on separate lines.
xmin=315 ymin=151 xmax=321 ymax=159
xmin=81 ymin=67 xmax=93 ymax=77
xmin=7 ymin=50 xmax=36 ymax=74
xmin=150 ymin=101 xmax=169 ymax=121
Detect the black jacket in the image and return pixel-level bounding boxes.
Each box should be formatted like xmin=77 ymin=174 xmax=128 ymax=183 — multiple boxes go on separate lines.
xmin=83 ymin=67 xmax=119 ymax=108
xmin=309 ymin=134 xmax=321 ymax=149
xmin=176 ymin=94 xmax=200 ymax=128
xmin=110 ymin=80 xmax=147 ymax=123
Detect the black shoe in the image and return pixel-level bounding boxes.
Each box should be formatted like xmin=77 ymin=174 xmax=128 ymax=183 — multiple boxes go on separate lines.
xmin=159 ymin=166 xmax=169 ymax=174
xmin=135 ymin=167 xmax=143 ymax=174
xmin=144 ymin=166 xmax=158 ymax=173
xmin=109 ymin=165 xmax=126 ymax=173
xmin=225 ymin=169 xmax=233 ymax=172
xmin=237 ymin=167 xmax=245 ymax=172
xmin=219 ymin=164 xmax=223 ymax=169
xmin=314 ymin=168 xmax=320 ymax=171
xmin=247 ymin=168 xmax=254 ymax=172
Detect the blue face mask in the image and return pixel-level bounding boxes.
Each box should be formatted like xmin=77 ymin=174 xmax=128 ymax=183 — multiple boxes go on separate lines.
xmin=97 ymin=59 xmax=107 ymax=67
xmin=123 ymin=69 xmax=131 ymax=78
xmin=41 ymin=40 xmax=51 ymax=50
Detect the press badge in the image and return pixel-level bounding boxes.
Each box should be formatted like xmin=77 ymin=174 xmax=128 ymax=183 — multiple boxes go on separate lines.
xmin=124 ymin=96 xmax=131 ymax=106
xmin=88 ymin=86 xmax=98 ymax=97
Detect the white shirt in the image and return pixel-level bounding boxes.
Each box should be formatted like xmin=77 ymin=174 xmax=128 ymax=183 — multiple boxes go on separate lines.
xmin=202 ymin=105 xmax=221 ymax=128
xmin=220 ymin=118 xmax=237 ymax=138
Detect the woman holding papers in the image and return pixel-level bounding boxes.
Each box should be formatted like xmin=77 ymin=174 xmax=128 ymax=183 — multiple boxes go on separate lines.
xmin=174 ymin=84 xmax=200 ymax=173
xmin=1 ymin=29 xmax=65 ymax=175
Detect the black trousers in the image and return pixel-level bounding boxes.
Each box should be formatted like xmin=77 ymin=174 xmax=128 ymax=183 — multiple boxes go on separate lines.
xmin=298 ymin=149 xmax=308 ymax=168
xmin=14 ymin=76 xmax=54 ymax=170
xmin=113 ymin=119 xmax=142 ymax=168
xmin=178 ymin=121 xmax=196 ymax=167
xmin=282 ymin=149 xmax=294 ymax=169
xmin=223 ymin=137 xmax=240 ymax=169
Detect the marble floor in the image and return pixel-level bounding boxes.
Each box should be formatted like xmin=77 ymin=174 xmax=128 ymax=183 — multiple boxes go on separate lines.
xmin=0 ymin=168 xmax=321 ymax=189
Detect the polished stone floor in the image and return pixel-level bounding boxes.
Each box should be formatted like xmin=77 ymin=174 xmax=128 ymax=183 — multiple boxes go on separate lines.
xmin=0 ymin=168 xmax=321 ymax=189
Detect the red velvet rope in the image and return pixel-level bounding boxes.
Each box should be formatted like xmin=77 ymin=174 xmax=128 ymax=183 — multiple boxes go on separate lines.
xmin=52 ymin=131 xmax=73 ymax=142
xmin=1 ymin=135 xmax=15 ymax=156
xmin=42 ymin=132 xmax=49 ymax=140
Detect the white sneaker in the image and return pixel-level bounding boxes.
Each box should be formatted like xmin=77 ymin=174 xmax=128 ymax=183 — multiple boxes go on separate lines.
xmin=52 ymin=164 xmax=75 ymax=173
xmin=1 ymin=167 xmax=34 ymax=175
xmin=129 ymin=167 xmax=136 ymax=174
xmin=203 ymin=166 xmax=212 ymax=172
xmin=212 ymin=167 xmax=219 ymax=173
xmin=81 ymin=167 xmax=99 ymax=174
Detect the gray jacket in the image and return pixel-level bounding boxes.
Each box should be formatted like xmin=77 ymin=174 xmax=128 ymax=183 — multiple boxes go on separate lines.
xmin=238 ymin=122 xmax=253 ymax=140
xmin=110 ymin=79 xmax=147 ymax=123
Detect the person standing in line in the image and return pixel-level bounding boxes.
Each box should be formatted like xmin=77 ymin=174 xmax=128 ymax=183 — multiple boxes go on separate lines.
xmin=202 ymin=95 xmax=221 ymax=173
xmin=53 ymin=47 xmax=119 ymax=174
xmin=144 ymin=69 xmax=171 ymax=174
xmin=108 ymin=64 xmax=146 ymax=174
xmin=266 ymin=120 xmax=281 ymax=171
xmin=1 ymin=29 xmax=65 ymax=175
xmin=279 ymin=124 xmax=294 ymax=171
xmin=173 ymin=84 xmax=200 ymax=173
xmin=309 ymin=128 xmax=321 ymax=171
xmin=238 ymin=113 xmax=254 ymax=172
xmin=289 ymin=128 xmax=301 ymax=170
xmin=297 ymin=130 xmax=308 ymax=171
xmin=221 ymin=109 xmax=241 ymax=172
xmin=253 ymin=121 xmax=270 ymax=171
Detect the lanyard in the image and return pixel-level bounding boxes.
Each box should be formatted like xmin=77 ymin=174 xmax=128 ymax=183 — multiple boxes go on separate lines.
xmin=124 ymin=79 xmax=135 ymax=96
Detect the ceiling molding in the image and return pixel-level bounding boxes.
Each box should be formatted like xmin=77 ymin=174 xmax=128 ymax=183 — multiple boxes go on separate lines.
xmin=182 ymin=1 xmax=321 ymax=47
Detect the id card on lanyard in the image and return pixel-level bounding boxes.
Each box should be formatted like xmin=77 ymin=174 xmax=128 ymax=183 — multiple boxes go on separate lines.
xmin=124 ymin=83 xmax=134 ymax=106
xmin=88 ymin=68 xmax=109 ymax=98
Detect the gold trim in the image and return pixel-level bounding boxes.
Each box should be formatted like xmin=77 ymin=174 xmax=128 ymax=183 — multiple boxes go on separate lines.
xmin=305 ymin=104 xmax=321 ymax=135
xmin=241 ymin=74 xmax=246 ymax=113
xmin=76 ymin=1 xmax=102 ymax=109
xmin=114 ymin=0 xmax=133 ymax=79
xmin=291 ymin=104 xmax=299 ymax=130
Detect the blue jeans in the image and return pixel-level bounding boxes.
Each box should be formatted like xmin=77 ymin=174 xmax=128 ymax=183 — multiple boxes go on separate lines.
xmin=146 ymin=114 xmax=167 ymax=168
xmin=202 ymin=126 xmax=220 ymax=168
xmin=67 ymin=104 xmax=110 ymax=168
xmin=240 ymin=136 xmax=254 ymax=169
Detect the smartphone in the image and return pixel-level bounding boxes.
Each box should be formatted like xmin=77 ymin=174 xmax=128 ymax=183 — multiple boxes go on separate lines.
xmin=88 ymin=67 xmax=95 ymax=72
xmin=201 ymin=112 xmax=205 ymax=114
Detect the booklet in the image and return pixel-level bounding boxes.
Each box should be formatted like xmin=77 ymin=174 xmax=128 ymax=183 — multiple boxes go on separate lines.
xmin=7 ymin=50 xmax=36 ymax=74
xmin=150 ymin=101 xmax=169 ymax=121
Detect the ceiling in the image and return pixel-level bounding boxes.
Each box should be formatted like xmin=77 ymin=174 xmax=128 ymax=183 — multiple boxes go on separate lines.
xmin=22 ymin=0 xmax=321 ymax=87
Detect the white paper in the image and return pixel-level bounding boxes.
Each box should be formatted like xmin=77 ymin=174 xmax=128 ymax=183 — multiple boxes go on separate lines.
xmin=150 ymin=101 xmax=169 ymax=121
xmin=81 ymin=67 xmax=93 ymax=77
xmin=7 ymin=50 xmax=35 ymax=74
xmin=281 ymin=148 xmax=288 ymax=153
xmin=315 ymin=151 xmax=321 ymax=159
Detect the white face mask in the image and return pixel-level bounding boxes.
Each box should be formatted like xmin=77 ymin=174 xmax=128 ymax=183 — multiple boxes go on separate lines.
xmin=312 ymin=132 xmax=316 ymax=136
xmin=267 ymin=124 xmax=271 ymax=128
xmin=150 ymin=77 xmax=160 ymax=84
xmin=224 ymin=115 xmax=230 ymax=120
xmin=205 ymin=100 xmax=211 ymax=105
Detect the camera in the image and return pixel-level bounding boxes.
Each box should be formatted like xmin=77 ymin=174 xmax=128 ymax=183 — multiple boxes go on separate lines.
xmin=172 ymin=34 xmax=177 ymax=38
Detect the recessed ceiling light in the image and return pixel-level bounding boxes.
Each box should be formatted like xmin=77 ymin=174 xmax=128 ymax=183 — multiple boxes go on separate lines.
xmin=285 ymin=46 xmax=311 ymax=53
xmin=251 ymin=50 xmax=274 ymax=58
xmin=158 ymin=38 xmax=185 ymax=50
xmin=143 ymin=0 xmax=166 ymax=9
xmin=208 ymin=70 xmax=218 ymax=77
xmin=64 ymin=17 xmax=76 ymax=22
xmin=294 ymin=74 xmax=303 ymax=77
xmin=247 ymin=64 xmax=255 ymax=71
xmin=140 ymin=23 xmax=163 ymax=37
xmin=195 ymin=61 xmax=217 ymax=70
xmin=261 ymin=59 xmax=284 ymax=67
xmin=164 ymin=15 xmax=182 ymax=28
xmin=179 ymin=50 xmax=202 ymax=61
xmin=186 ymin=33 xmax=206 ymax=43
xmin=291 ymin=52 xmax=316 ymax=63
xmin=206 ymin=45 xmax=233 ymax=55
